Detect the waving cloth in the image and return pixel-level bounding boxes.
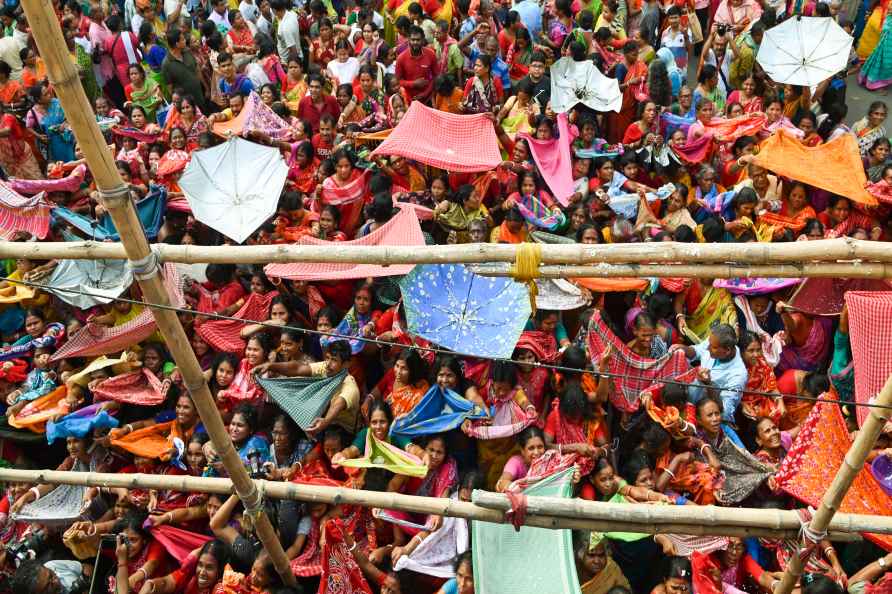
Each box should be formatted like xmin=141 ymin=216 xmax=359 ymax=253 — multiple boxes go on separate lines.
xmin=197 ymin=290 xmax=278 ymax=353
xmin=473 ymin=468 xmax=581 ymax=594
xmin=394 ymin=493 xmax=470 ymax=578
xmin=0 ymin=180 xmax=52 ymax=240
xmin=789 ymin=278 xmax=892 ymax=316
xmin=92 ymin=368 xmax=166 ymax=406
xmin=775 ymin=398 xmax=892 ymax=551
xmin=317 ymin=168 xmax=372 ymax=235
xmin=390 ymin=384 xmax=488 ymax=438
xmin=535 ymin=278 xmax=588 ymax=311
xmin=149 ymin=525 xmax=212 ymax=563
xmin=46 ymin=403 xmax=119 ymax=444
xmin=370 ymin=102 xmax=502 ymax=173
xmin=586 ymin=310 xmax=691 ymax=412
xmin=52 ymin=186 xmax=167 ymax=240
xmin=702 ymin=113 xmax=768 ymax=141
xmin=339 ymin=431 xmax=428 ymax=477
xmin=51 ymin=264 xmax=184 ymax=361
xmin=211 ymin=91 xmax=292 ymax=140
xmin=714 ymin=277 xmax=801 ymax=295
xmin=714 ymin=438 xmax=775 ymax=504
xmin=12 ymin=458 xmax=89 ymax=526
xmin=846 ymin=291 xmax=892 ymax=428
xmin=256 ymin=370 xmax=348 ymax=431
xmin=110 ymin=420 xmax=176 ymax=459
xmin=265 ymin=204 xmax=424 ymax=281
xmin=670 ymin=133 xmax=714 ymax=164
xmin=752 ymin=130 xmax=877 ymax=206
xmin=10 ymin=164 xmax=87 ymax=195
xmin=515 ymin=330 xmax=560 ymax=363
xmin=9 ymin=385 xmax=70 ymax=433
xmin=549 ymin=57 xmax=622 ymax=114
xmin=43 ymin=258 xmax=134 ymax=309
xmin=519 ymin=112 xmax=577 ymax=206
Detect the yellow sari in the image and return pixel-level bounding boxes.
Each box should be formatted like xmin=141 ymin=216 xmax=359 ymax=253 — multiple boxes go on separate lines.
xmin=683 ymin=285 xmax=738 ymax=343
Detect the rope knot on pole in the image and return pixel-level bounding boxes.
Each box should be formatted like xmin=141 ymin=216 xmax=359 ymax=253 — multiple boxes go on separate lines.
xmin=509 ymin=242 xmax=542 ymax=314
xmin=97 ymin=185 xmax=132 ymax=208
xmin=795 ymin=507 xmax=828 ymax=563
xmin=129 ymin=248 xmax=160 ymax=281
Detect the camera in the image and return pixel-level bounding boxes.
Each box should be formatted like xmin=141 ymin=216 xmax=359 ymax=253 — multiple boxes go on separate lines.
xmin=6 ymin=531 xmax=45 ymax=567
xmin=246 ymin=449 xmax=264 ymax=479
xmin=716 ymin=23 xmax=729 ymax=36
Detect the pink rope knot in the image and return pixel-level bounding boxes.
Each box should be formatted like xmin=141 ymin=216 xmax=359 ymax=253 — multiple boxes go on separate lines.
xmin=504 ymin=490 xmax=528 ymax=531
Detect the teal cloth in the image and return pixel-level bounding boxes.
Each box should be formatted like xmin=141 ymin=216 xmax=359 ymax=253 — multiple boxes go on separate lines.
xmin=861 ymin=11 xmax=892 ymax=89
xmin=256 ymin=370 xmax=348 ymax=431
xmin=472 ymin=468 xmax=581 ymax=594
xmin=351 ymin=427 xmax=411 ymax=451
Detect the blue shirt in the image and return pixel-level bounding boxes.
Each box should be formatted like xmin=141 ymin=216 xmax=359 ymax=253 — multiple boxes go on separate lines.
xmin=220 ymin=75 xmax=255 ymax=97
xmin=469 ymin=47 xmax=512 ymax=90
xmin=512 ymin=0 xmax=542 ymax=40
xmin=688 ymin=341 xmax=748 ymax=422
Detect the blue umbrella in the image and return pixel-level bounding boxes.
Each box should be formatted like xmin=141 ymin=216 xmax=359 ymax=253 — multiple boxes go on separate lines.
xmin=399 ymin=264 xmax=531 ymax=359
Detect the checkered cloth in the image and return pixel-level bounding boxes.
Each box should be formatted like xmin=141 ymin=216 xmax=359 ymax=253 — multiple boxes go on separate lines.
xmin=846 ymin=291 xmax=892 ymax=427
xmin=586 ymin=311 xmax=691 ymax=412
xmin=370 ymin=102 xmax=502 ymax=173
xmin=50 ymin=264 xmax=184 ymax=361
xmin=256 ymin=369 xmax=347 ymax=431
xmin=92 ymin=368 xmax=166 ymax=406
xmin=265 ymin=203 xmax=424 ymax=281
xmin=196 ymin=290 xmax=278 ymax=354
xmin=0 ymin=179 xmax=52 ymax=240
xmin=789 ymin=278 xmax=892 ymax=316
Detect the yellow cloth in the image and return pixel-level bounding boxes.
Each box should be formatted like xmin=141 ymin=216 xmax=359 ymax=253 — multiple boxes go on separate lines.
xmin=858 ymin=7 xmax=886 ymax=59
xmin=683 ymin=286 xmax=737 ymax=344
xmin=0 ymin=270 xmax=36 ymax=304
xmin=580 ymin=558 xmax=631 ymax=594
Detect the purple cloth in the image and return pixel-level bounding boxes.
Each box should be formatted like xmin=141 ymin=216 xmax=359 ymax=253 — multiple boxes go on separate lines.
xmin=713 ymin=277 xmax=802 ymax=296
xmin=872 ymin=456 xmax=892 ymax=498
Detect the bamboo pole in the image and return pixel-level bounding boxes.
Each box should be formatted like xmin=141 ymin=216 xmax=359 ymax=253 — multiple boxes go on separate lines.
xmin=1 ymin=238 xmax=892 ymax=266
xmin=773 ymin=372 xmax=892 ymax=594
xmin=0 ymin=467 xmax=875 ymax=540
xmin=19 ymin=2 xmax=296 ymax=586
xmin=470 ymin=262 xmax=892 ymax=279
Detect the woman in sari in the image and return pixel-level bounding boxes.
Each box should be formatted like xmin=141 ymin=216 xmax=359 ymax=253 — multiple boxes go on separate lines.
xmin=0 ymin=102 xmax=42 ymax=179
xmin=319 ymin=148 xmax=370 ymax=237
xmin=623 ymin=100 xmax=662 ymax=152
xmin=609 ymin=41 xmax=649 ymax=143
xmin=0 ymin=62 xmax=22 ymax=108
xmin=860 ymin=9 xmax=892 ymax=90
xmin=496 ymin=78 xmax=538 ymax=140
xmin=0 ymin=310 xmax=64 ymax=363
xmin=852 ymin=101 xmax=888 ymax=157
xmin=108 ymin=393 xmax=201 ymax=462
xmin=124 ymin=63 xmax=163 ymax=123
xmin=739 ymin=331 xmax=784 ymax=423
xmin=461 ymin=55 xmax=502 ymax=115
xmin=501 ymin=170 xmax=565 ymax=231
xmin=513 ymin=331 xmax=557 ymax=424
xmin=226 ymin=10 xmax=256 ymax=63
xmin=205 ymin=404 xmax=272 ymax=478
xmin=139 ymin=538 xmax=229 ymax=594
xmin=319 ymin=285 xmax=381 ymax=387
xmin=216 ymin=333 xmax=272 ymax=410
xmin=775 ymin=300 xmax=833 ymax=375
xmin=26 ymin=84 xmax=75 ymax=163
xmin=63 ymin=20 xmax=99 ymax=104
xmin=726 ymin=76 xmax=763 ymax=114
xmin=574 ymin=532 xmax=632 ymax=594
xmin=162 ymin=96 xmax=209 ymax=152
xmin=332 ymin=400 xmax=424 ymax=465
xmin=760 ymin=182 xmax=816 ymax=237
xmin=505 ymin=29 xmax=537 ymax=85
xmin=818 ymin=195 xmax=881 ymax=239
xmin=371 ymin=349 xmax=429 ymax=419
xmin=543 ymin=376 xmax=608 ymax=478
xmin=678 ymin=281 xmax=737 ymax=344
xmin=108 ymin=511 xmax=167 ymax=593
xmin=433 ymin=184 xmax=492 ymax=244
xmin=864 ymin=137 xmax=890 ymax=181
xmin=283 ymin=57 xmax=307 ymax=115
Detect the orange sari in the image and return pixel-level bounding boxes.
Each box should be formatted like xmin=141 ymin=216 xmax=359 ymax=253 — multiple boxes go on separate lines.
xmin=386 ymin=380 xmax=430 ymax=418
xmin=656 ymin=450 xmax=721 ymax=505
xmin=741 ymin=356 xmax=782 ymax=423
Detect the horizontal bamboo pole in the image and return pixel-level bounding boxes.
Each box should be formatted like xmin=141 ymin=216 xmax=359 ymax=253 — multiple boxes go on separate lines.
xmin=1 ymin=238 xmax=891 ymax=267
xmin=470 ymin=262 xmax=892 ymax=279
xmin=0 ymin=467 xmax=875 ymax=540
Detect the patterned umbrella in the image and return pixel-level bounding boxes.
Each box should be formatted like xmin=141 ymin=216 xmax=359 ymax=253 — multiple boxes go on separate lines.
xmin=399 ymin=264 xmax=531 ymax=359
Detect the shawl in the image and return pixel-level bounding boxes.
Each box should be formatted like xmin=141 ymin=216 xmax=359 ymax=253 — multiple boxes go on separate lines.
xmin=714 ymin=438 xmax=774 ymax=504
xmin=338 ymin=431 xmax=428 ymax=477
xmin=74 ymin=354 xmax=140 ymax=389
xmin=846 ymin=291 xmax=892 ymax=428
xmin=52 ymin=187 xmax=167 ymax=241
xmin=741 ymin=356 xmax=782 ymax=422
xmin=156 ymin=149 xmax=191 ymax=179
xmin=663 ymin=534 xmax=729 ymax=557
xmin=9 ymin=385 xmax=70 ymax=433
xmin=465 ymin=385 xmax=533 ymax=440
xmin=256 ymin=369 xmax=348 ymax=431
xmin=111 ymin=125 xmax=162 ymax=144
xmin=734 ymin=294 xmax=786 ymax=367
xmin=216 ymin=359 xmax=264 ymax=407
xmin=775 ymin=398 xmax=892 ymax=550
xmin=546 ymin=401 xmax=602 ymax=476
xmin=92 ymin=368 xmax=166 ymax=406
xmin=515 ymin=330 xmax=559 ymax=363
xmin=683 ymin=286 xmax=737 ymax=344
xmin=656 ymin=449 xmax=722 ymax=505
xmin=691 ymin=551 xmax=723 ymax=594
xmin=320 ymin=306 xmax=374 ymax=355
xmin=45 ymin=403 xmax=118 ymax=444
xmin=518 ymin=112 xmax=577 ymax=206
xmin=211 ymin=91 xmax=292 ymax=140
xmin=580 ymin=558 xmax=628 ymax=594
xmin=318 ymin=518 xmax=374 ymax=594
xmin=150 ymin=525 xmax=213 ymax=563
xmin=390 ymin=384 xmax=488 ymax=438
xmin=514 ymin=191 xmax=566 ymax=230
xmin=0 ymin=322 xmax=65 ymax=364
xmin=13 ymin=458 xmax=89 ymax=525
xmin=319 ymin=168 xmax=371 ymax=235
xmin=0 ymin=180 xmax=52 ymax=240
xmin=111 ymin=420 xmax=179 ymax=459
xmin=196 ymin=290 xmax=278 ymax=354
xmin=394 ymin=494 xmax=469 ymax=578
xmin=586 ymin=311 xmax=691 ymax=412
xmin=290 ymin=517 xmax=323 ymax=577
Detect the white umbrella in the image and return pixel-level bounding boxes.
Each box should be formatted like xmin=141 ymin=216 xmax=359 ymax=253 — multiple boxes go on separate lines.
xmin=180 ymin=137 xmax=288 ymax=244
xmin=756 ymin=16 xmax=852 ymax=88
xmin=549 ymin=56 xmax=622 ymax=114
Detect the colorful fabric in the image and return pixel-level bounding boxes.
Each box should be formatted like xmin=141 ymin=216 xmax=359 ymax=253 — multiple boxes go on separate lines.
xmin=50 ymin=265 xmax=183 ymax=361
xmin=12 ymin=458 xmax=89 ymax=525
xmin=390 ymin=384 xmax=488 ymax=437
xmin=871 ymin=455 xmax=892 ymax=498
xmin=256 ymin=370 xmax=348 ymax=431
xmin=670 ymin=133 xmax=713 ymax=164
xmin=150 ymin=525 xmax=213 ymax=563
xmin=859 ymin=11 xmax=892 ymax=90
xmin=683 ymin=286 xmax=737 ymax=344
xmin=775 ymin=398 xmax=892 ymax=550
xmin=265 ymin=204 xmax=424 ymax=281
xmin=317 ymin=168 xmax=371 ymax=235
xmin=515 ymin=330 xmax=560 ymax=363
xmin=46 ymin=403 xmax=118 ymax=444
xmin=196 ymin=290 xmax=278 ymax=354
xmin=339 ymin=431 xmax=428 ymax=477
xmin=111 ymin=420 xmax=176 ymax=459
xmin=52 ymin=187 xmax=167 ymax=240
xmin=752 ymin=130 xmax=877 ymax=206
xmin=742 ymin=355 xmax=782 ymax=422
xmin=92 ymin=368 xmax=166 ymax=406
xmin=400 ymin=264 xmax=531 ymax=359
xmin=9 ymin=385 xmax=70 ymax=433
xmin=0 ymin=322 xmax=65 ymax=364
xmin=473 ymin=468 xmax=580 ymax=594
xmin=515 ymin=191 xmax=567 ymax=230
xmin=789 ymin=278 xmax=892 ymax=316
xmin=211 ymin=91 xmax=292 ymax=139
xmin=586 ymin=311 xmax=691 ymax=412
xmin=111 ymin=126 xmax=162 ymax=144
xmin=519 ymin=112 xmax=577 ymax=206
xmin=714 ymin=438 xmax=774 ymax=504
xmin=394 ymin=494 xmax=469 ymax=578
xmin=845 ymin=291 xmax=892 ymax=427
xmin=318 ymin=518 xmax=374 ymax=594
xmin=702 ymin=113 xmax=767 ymax=141
xmin=371 ymin=102 xmax=502 ymax=173
xmin=0 ymin=180 xmax=52 ymax=240
xmin=319 ymin=306 xmax=375 ymax=355
xmin=713 ymin=277 xmax=801 ymax=296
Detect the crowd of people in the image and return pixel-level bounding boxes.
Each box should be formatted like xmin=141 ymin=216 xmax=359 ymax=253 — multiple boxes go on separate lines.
xmin=0 ymin=0 xmax=889 ymax=591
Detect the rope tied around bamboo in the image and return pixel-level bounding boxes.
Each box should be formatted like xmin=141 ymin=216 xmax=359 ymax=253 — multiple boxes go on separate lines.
xmin=509 ymin=242 xmax=542 ymax=314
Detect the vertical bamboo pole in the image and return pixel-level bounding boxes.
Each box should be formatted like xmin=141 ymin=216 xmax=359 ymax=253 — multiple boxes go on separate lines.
xmin=773 ymin=371 xmax=892 ymax=594
xmin=19 ymin=0 xmax=296 ymax=586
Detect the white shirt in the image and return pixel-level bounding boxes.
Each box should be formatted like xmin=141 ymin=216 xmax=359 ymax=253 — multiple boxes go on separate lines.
xmin=164 ymin=0 xmax=189 ymax=19
xmin=239 ymin=0 xmax=260 ymax=23
xmin=276 ymin=10 xmax=303 ymax=62
xmin=131 ymin=12 xmax=145 ymax=35
xmin=209 ymin=9 xmax=232 ymax=32
xmin=327 ymin=56 xmax=360 ymax=85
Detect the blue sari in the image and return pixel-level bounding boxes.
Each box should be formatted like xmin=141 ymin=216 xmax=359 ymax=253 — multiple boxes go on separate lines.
xmin=43 ymin=99 xmax=76 ymax=163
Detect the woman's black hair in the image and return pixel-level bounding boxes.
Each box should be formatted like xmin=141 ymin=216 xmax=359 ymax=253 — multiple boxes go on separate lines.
xmin=369 ymin=192 xmax=396 ymax=223
xmin=198 ymin=538 xmax=231 ymax=570
xmin=576 ymin=223 xmax=602 ymax=243
xmin=232 ymin=403 xmax=260 ymax=434
xmin=247 ymin=331 xmax=274 ymax=356
xmin=398 ymin=349 xmax=428 ymax=385
xmin=732 ymin=187 xmax=759 ymax=214
xmin=460 ymin=469 xmax=485 ymax=491
xmin=475 ymin=53 xmax=493 ymax=72
xmin=619 ymin=451 xmax=652 ymax=485
xmin=114 ymin=509 xmax=151 ymax=540
xmin=817 ymin=102 xmax=848 ymax=141
xmin=516 ymin=425 xmax=545 ymax=447
xmin=802 ymin=372 xmax=830 ymax=396
xmin=664 ymin=556 xmax=692 ymax=581
xmin=559 ymin=382 xmax=591 ymax=419
xmin=695 ymin=392 xmax=724 ymax=417
xmin=802 ymin=218 xmax=824 ymax=237
xmin=490 ymin=360 xmax=518 ymax=386
xmin=454 ymin=550 xmax=473 ymax=573
xmin=367 ymin=399 xmax=395 ymax=424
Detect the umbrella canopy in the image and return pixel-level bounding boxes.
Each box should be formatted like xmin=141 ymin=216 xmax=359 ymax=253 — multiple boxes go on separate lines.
xmin=550 ymin=56 xmax=622 ymax=114
xmin=399 ymin=264 xmax=531 ymax=359
xmin=180 ymin=137 xmax=288 ymax=243
xmin=756 ymin=17 xmax=853 ymax=87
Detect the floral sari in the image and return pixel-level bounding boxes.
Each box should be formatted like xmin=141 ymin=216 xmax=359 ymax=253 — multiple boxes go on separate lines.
xmin=461 ymin=76 xmax=498 ymax=115
xmin=741 ymin=355 xmax=782 ymax=422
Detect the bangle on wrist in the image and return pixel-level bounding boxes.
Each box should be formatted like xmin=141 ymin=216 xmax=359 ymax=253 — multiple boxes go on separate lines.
xmin=663 ymin=468 xmax=676 ymax=479
xmin=879 ymin=556 xmax=887 ymax=569
xmin=28 ymin=487 xmax=40 ymax=501
xmin=348 ymin=541 xmax=358 ymax=552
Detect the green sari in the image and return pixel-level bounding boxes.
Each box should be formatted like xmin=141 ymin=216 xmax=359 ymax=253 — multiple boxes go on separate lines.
xmin=130 ymin=77 xmax=162 ymax=122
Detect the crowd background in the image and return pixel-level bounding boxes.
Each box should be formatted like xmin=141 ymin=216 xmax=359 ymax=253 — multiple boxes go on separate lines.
xmin=0 ymin=0 xmax=890 ymax=592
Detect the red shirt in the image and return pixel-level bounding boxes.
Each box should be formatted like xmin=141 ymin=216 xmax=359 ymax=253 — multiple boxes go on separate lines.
xmin=395 ymin=46 xmax=439 ymax=101
xmin=296 ymin=94 xmax=341 ymax=132
xmin=311 ymin=132 xmax=335 ymax=160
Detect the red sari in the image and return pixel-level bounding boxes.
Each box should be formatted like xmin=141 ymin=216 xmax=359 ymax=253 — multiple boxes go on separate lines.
xmin=741 ymin=355 xmax=782 ymax=422
xmin=608 ymin=60 xmax=648 ymax=143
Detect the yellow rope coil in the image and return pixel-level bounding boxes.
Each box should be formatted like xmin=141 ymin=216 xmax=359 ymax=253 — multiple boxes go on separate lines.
xmin=509 ymin=243 xmax=542 ymax=315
